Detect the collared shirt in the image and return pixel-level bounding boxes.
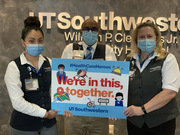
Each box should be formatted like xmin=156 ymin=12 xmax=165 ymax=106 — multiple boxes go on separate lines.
xmin=138 ymin=51 xmax=154 ymax=68
xmin=82 ymin=41 xmax=97 ymax=58
xmin=61 ymin=41 xmax=117 ymax=61
xmin=132 ymin=52 xmax=180 ymax=92
xmin=4 ymin=52 xmax=51 ymax=118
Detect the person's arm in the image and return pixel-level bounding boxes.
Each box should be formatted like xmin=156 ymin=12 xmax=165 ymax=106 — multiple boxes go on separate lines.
xmin=144 ymin=89 xmax=177 ymax=113
xmin=123 ymin=89 xmax=177 ymax=117
xmin=61 ymin=43 xmax=73 ymax=59
xmin=105 ymin=45 xmax=117 ymax=61
xmin=124 ymin=54 xmax=180 ymax=117
xmin=4 ymin=61 xmax=47 ymax=118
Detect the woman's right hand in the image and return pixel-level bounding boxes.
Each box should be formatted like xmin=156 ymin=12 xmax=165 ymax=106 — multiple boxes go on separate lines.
xmin=64 ymin=110 xmax=73 ymax=118
xmin=44 ymin=110 xmax=60 ymax=119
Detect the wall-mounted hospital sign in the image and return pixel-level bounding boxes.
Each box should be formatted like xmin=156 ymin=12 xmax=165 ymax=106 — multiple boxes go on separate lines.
xmin=51 ymin=58 xmax=130 ymax=119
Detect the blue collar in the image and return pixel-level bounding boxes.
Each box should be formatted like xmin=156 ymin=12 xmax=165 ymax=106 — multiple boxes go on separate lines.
xmin=138 ymin=51 xmax=154 ymax=68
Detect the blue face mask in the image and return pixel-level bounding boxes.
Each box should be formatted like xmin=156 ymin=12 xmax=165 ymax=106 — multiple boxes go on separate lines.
xmin=25 ymin=43 xmax=45 ymax=56
xmin=138 ymin=39 xmax=155 ymax=53
xmin=82 ymin=31 xmax=98 ymax=45
xmin=117 ymin=98 xmax=122 ymax=101
xmin=59 ymin=69 xmax=64 ymax=72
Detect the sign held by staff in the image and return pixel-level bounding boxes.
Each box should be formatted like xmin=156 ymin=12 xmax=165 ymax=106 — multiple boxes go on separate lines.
xmin=51 ymin=58 xmax=130 ymax=119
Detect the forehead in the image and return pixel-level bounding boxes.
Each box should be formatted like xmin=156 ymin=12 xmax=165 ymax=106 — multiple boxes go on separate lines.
xmin=138 ymin=26 xmax=155 ymax=35
xmin=26 ymin=30 xmax=43 ymax=38
xmin=82 ymin=19 xmax=99 ymax=29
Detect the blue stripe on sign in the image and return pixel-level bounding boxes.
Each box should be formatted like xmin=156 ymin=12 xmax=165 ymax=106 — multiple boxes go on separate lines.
xmin=52 ymin=58 xmax=130 ymax=74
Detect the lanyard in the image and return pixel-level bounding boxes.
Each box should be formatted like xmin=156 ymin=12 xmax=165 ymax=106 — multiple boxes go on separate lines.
xmin=138 ymin=51 xmax=154 ymax=68
xmin=27 ymin=65 xmax=42 ymax=76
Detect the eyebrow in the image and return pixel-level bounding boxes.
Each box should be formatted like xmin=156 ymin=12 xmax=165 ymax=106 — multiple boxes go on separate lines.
xmin=27 ymin=37 xmax=44 ymax=40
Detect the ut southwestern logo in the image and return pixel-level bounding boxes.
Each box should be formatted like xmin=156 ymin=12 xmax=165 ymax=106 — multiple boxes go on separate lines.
xmin=69 ymin=107 xmax=108 ymax=114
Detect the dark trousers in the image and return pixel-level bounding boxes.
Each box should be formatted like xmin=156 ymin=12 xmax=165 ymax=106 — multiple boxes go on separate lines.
xmin=127 ymin=119 xmax=176 ymax=135
xmin=65 ymin=116 xmax=109 ymax=135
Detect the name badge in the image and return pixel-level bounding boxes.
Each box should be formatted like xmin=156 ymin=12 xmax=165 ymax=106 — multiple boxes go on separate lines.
xmin=73 ymin=50 xmax=84 ymax=59
xmin=129 ymin=70 xmax=135 ymax=78
xmin=25 ymin=78 xmax=39 ymax=91
xmin=129 ymin=69 xmax=136 ymax=81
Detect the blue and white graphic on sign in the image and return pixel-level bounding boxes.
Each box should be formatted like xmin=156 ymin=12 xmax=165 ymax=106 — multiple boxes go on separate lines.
xmin=51 ymin=58 xmax=130 ymax=119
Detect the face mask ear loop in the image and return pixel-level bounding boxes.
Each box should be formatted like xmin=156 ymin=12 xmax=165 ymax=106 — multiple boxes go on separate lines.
xmin=24 ymin=41 xmax=27 ymax=45
xmin=23 ymin=42 xmax=28 ymax=51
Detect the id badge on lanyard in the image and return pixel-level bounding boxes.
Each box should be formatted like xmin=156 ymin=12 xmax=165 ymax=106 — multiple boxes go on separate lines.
xmin=73 ymin=50 xmax=84 ymax=59
xmin=129 ymin=60 xmax=136 ymax=80
xmin=25 ymin=66 xmax=39 ymax=91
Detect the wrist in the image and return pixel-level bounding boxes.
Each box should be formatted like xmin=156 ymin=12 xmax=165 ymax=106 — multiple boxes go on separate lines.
xmin=141 ymin=105 xmax=147 ymax=115
xmin=49 ymin=110 xmax=51 ymax=119
xmin=44 ymin=111 xmax=49 ymax=119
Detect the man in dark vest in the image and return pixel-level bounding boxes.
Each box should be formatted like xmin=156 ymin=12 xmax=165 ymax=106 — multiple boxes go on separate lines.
xmin=61 ymin=18 xmax=117 ymax=135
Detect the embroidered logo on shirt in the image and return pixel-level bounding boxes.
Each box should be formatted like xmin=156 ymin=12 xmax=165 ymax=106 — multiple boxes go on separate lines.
xmin=149 ymin=66 xmax=161 ymax=72
xmin=44 ymin=67 xmax=51 ymax=72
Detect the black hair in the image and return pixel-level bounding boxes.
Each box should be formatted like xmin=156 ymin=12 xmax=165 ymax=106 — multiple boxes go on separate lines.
xmin=115 ymin=92 xmax=124 ymax=100
xmin=58 ymin=64 xmax=65 ymax=69
xmin=21 ymin=16 xmax=44 ymax=40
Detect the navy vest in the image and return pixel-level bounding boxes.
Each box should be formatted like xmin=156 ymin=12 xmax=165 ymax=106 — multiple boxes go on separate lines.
xmin=128 ymin=55 xmax=179 ymax=128
xmin=10 ymin=57 xmax=56 ymax=131
xmin=73 ymin=43 xmax=105 ymax=60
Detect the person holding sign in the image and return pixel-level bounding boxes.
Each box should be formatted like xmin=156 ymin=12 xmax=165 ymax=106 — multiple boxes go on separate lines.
xmin=124 ymin=21 xmax=180 ymax=135
xmin=4 ymin=16 xmax=71 ymax=135
xmin=61 ymin=18 xmax=117 ymax=135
